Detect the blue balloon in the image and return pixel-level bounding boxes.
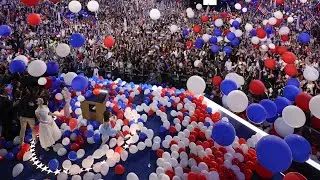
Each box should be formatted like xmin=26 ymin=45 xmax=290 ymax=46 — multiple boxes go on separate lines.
xmin=9 ymin=60 xmax=26 ymax=73
xmin=266 ymin=114 xmax=279 ymax=123
xmin=93 ymin=133 xmax=101 ymax=143
xmin=259 ymin=99 xmax=277 ymax=119
xmin=227 ymin=32 xmax=236 ymax=41
xmin=232 ymin=20 xmax=240 ymax=28
xmin=286 ymin=78 xmax=300 ymax=87
xmin=5 ymin=141 xmax=13 ymax=149
xmin=182 ymin=29 xmax=189 ymax=36
xmin=256 ymin=135 xmax=292 ymax=173
xmin=72 ymin=75 xmax=88 ymax=91
xmin=46 ymin=61 xmax=59 ymax=75
xmin=264 ymin=26 xmax=273 ymax=34
xmin=159 ymin=126 xmax=167 ymax=133
xmin=231 ymin=38 xmax=240 ymax=47
xmin=211 ymin=45 xmax=220 ymax=53
xmin=204 ymin=122 xmax=210 ymax=127
xmin=5 ymin=152 xmax=14 ymax=161
xmin=48 ymin=159 xmax=59 ymax=171
xmin=211 ymin=121 xmax=236 ymax=146
xmin=213 ymin=29 xmax=222 ymax=36
xmin=220 ymin=79 xmax=237 ymax=95
xmin=195 ymin=38 xmax=204 ymax=49
xmin=206 ymin=107 xmax=213 ymax=114
xmin=298 ymin=32 xmax=310 ymax=44
xmin=246 ymin=103 xmax=267 ymax=124
xmin=69 ymin=33 xmax=86 ymax=48
xmin=210 ymin=36 xmax=217 ymax=44
xmin=68 ymin=151 xmax=77 ymax=161
xmin=91 ymin=121 xmax=100 ymax=130
xmin=284 ymin=134 xmax=311 ymax=163
xmin=274 ymin=97 xmax=291 ymax=114
xmin=85 ymin=90 xmax=93 ymax=98
xmin=250 ymin=29 xmax=257 ymax=36
xmin=0 ymin=25 xmax=12 ymax=37
xmin=86 ymin=130 xmax=94 ymax=138
xmin=139 ymin=132 xmax=147 ymax=141
xmin=283 ymin=85 xmax=301 ymax=101
xmin=223 ymin=46 xmax=232 ymax=55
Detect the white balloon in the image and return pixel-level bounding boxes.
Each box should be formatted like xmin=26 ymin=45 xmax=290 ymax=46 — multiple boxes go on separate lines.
xmin=37 ymin=77 xmax=47 ymax=86
xmin=64 ymin=72 xmax=77 ymax=85
xmin=149 ymin=173 xmax=158 ymax=180
xmin=82 ymin=158 xmax=94 ymax=169
xmin=234 ymin=29 xmax=243 ymax=37
xmin=23 ymin=151 xmax=32 ymax=161
xmin=226 ymin=90 xmax=248 ymax=112
xmin=62 ymin=137 xmax=70 ymax=146
xmin=150 ymin=9 xmax=161 ymax=20
xmin=268 ymin=43 xmax=275 ymax=49
xmin=87 ymin=0 xmax=99 ymax=12
xmin=274 ymin=11 xmax=283 ymax=19
xmin=68 ymin=1 xmax=82 ymax=13
xmin=287 ymin=16 xmax=294 ymax=23
xmin=100 ymin=163 xmax=109 ymax=176
xmin=62 ymin=160 xmax=72 ymax=170
xmin=196 ymin=4 xmax=202 ymax=10
xmin=70 ymin=165 xmax=81 ymax=175
xmin=282 ymin=105 xmax=306 ymax=128
xmin=56 ymin=43 xmax=71 ymax=57
xmin=234 ymin=3 xmax=241 ymax=10
xmin=58 ymin=148 xmax=67 ymax=156
xmin=129 ymin=145 xmax=138 ymax=154
xmin=186 ymin=8 xmax=193 ymax=13
xmin=187 ymin=11 xmax=195 ymax=18
xmin=77 ymin=149 xmax=85 ymax=159
xmin=303 ymin=66 xmax=319 ymax=81
xmin=137 ymin=142 xmax=146 ymax=151
xmin=214 ymin=19 xmax=223 ymax=27
xmin=27 ymin=60 xmax=47 ymax=77
xmin=120 ymin=150 xmax=128 ymax=161
xmin=310 ymin=95 xmax=320 ymax=118
xmin=187 ymin=76 xmax=206 ymax=95
xmin=274 ymin=117 xmax=294 ymax=137
xmin=242 ymin=7 xmax=247 ymax=13
xmin=268 ymin=17 xmax=277 ymax=25
xmin=93 ymin=173 xmax=102 ymax=180
xmin=127 ymin=172 xmax=139 ymax=180
xmin=57 ymin=172 xmax=68 ymax=180
xmin=13 ymin=55 xmax=28 ymax=65
xmin=245 ymin=23 xmax=253 ymax=32
xmin=93 ymin=149 xmax=105 ymax=159
xmin=251 ymin=36 xmax=260 ymax=44
xmin=12 ymin=163 xmax=24 ymax=177
xmin=109 ymin=138 xmax=117 ymax=148
xmin=93 ymin=162 xmax=102 ymax=173
xmin=170 ymin=25 xmax=179 ymax=33
xmin=202 ymin=34 xmax=211 ymax=43
xmin=83 ymin=172 xmax=95 ymax=180
xmin=300 ymin=0 xmax=307 ymax=3
xmin=225 ymin=73 xmax=244 ymax=88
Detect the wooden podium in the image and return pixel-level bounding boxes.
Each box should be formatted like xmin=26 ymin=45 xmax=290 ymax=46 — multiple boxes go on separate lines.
xmin=80 ymin=90 xmax=108 ymax=124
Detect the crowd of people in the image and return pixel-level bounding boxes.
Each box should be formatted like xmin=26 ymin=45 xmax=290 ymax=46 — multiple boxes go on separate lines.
xmin=0 ymin=0 xmax=320 ymax=159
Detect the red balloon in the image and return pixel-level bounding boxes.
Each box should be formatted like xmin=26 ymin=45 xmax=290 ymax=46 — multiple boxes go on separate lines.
xmin=277 ymin=46 xmax=287 ymax=54
xmin=16 ymin=150 xmax=24 ymax=161
xmin=156 ymin=149 xmax=164 ymax=158
xmin=104 ymin=36 xmax=115 ymax=48
xmin=275 ymin=18 xmax=283 ymax=26
xmin=193 ymin=25 xmax=201 ymax=33
xmin=311 ymin=116 xmax=320 ymax=129
xmin=255 ymin=162 xmax=273 ymax=178
xmin=22 ymin=0 xmax=40 ymax=6
xmin=282 ymin=52 xmax=296 ymax=64
xmin=249 ymin=80 xmax=265 ymax=95
xmin=295 ymin=92 xmax=312 ymax=111
xmin=44 ymin=77 xmax=52 ymax=89
xmin=27 ymin=13 xmax=41 ymax=26
xmin=50 ymin=0 xmax=59 ymax=3
xmin=264 ymin=58 xmax=276 ymax=69
xmin=70 ymin=143 xmax=80 ymax=151
xmin=256 ymin=28 xmax=267 ymax=39
xmin=0 ymin=156 xmax=3 ymax=161
xmin=201 ymin=15 xmax=209 ymax=23
xmin=276 ymin=0 xmax=284 ymax=5
xmin=186 ymin=41 xmax=193 ymax=49
xmin=212 ymin=15 xmax=219 ymax=21
xmin=21 ymin=143 xmax=30 ymax=152
xmin=221 ymin=12 xmax=228 ymax=18
xmin=212 ymin=76 xmax=222 ymax=86
xmin=75 ymin=136 xmax=84 ymax=145
xmin=283 ymin=172 xmax=307 ymax=180
xmin=281 ymin=35 xmax=289 ymax=41
xmin=115 ymin=146 xmax=124 ymax=153
xmin=284 ymin=64 xmax=298 ymax=77
xmin=165 ymin=169 xmax=175 ymax=179
xmin=115 ymin=164 xmax=125 ymax=175
xmin=69 ymin=118 xmax=78 ymax=131
xmin=93 ymin=89 xmax=101 ymax=95
xmin=169 ymin=126 xmax=176 ymax=134
xmin=188 ymin=172 xmax=198 ymax=180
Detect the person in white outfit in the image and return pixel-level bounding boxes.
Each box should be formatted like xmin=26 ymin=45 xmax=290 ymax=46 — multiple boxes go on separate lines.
xmin=35 ymin=98 xmax=62 ymax=151
xmin=61 ymin=86 xmax=71 ymax=118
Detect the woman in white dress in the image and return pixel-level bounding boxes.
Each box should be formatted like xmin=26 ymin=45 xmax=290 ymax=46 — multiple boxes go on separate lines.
xmin=35 ymin=98 xmax=62 ymax=151
xmin=61 ymin=86 xmax=71 ymax=118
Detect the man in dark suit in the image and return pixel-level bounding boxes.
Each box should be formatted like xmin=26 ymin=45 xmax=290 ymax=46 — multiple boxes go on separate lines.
xmin=0 ymin=87 xmax=13 ymax=140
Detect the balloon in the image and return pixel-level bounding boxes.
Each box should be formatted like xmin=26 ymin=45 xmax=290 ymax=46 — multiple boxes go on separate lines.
xmin=284 ymin=64 xmax=298 ymax=77
xmin=274 ymin=97 xmax=291 ymax=114
xmin=220 ymin=80 xmax=237 ymax=95
xmin=126 ymin=172 xmax=139 ymax=180
xmin=232 ymin=20 xmax=240 ymax=28
xmin=231 ymin=38 xmax=240 ymax=47
xmin=264 ymin=58 xmax=276 ymax=69
xmin=170 ymin=25 xmax=178 ymax=33
xmin=245 ymin=23 xmax=253 ymax=31
xmin=274 ymin=117 xmax=294 ymax=138
xmin=226 ymin=90 xmax=248 ymax=112
xmin=214 ymin=19 xmax=223 ymax=27
xmin=298 ymin=32 xmax=310 ymax=44
xmin=69 ymin=33 xmax=86 ymax=48
xmin=58 ymin=148 xmax=67 ymax=156
xmin=264 ymin=26 xmax=273 ymax=34
xmin=211 ymin=45 xmax=220 ymax=53
xmin=182 ymin=29 xmax=189 ymax=36
xmin=256 ymin=135 xmax=292 ymax=173
xmin=187 ymin=76 xmax=206 ymax=95
xmin=251 ymin=36 xmax=259 ymax=44
xmin=27 ymin=60 xmax=47 ymax=77
xmin=62 ymin=160 xmax=72 ymax=170
xmin=195 ymin=38 xmax=203 ymax=48
xmin=23 ymin=151 xmax=32 ymax=161
xmin=223 ymin=46 xmax=232 ymax=55
xmin=9 ymin=60 xmax=26 ymax=73
xmin=187 ymin=11 xmax=195 ymax=18
xmin=115 ymin=164 xmax=125 ymax=175
xmin=56 ymin=43 xmax=71 ymax=57
xmin=201 ymin=15 xmax=209 ymax=23
xmin=211 ymin=121 xmax=235 ymax=146
xmin=13 ymin=55 xmax=28 ymax=65
xmin=87 ymin=0 xmax=99 ymax=12
xmin=149 ymin=9 xmax=161 ymax=20
xmin=295 ymin=93 xmax=312 ymax=111
xmin=282 ymin=52 xmax=296 ymax=64
xmin=246 ymin=104 xmax=267 ymax=124
xmin=0 ymin=25 xmax=12 ymax=37
xmin=259 ymin=99 xmax=277 ymax=119
xmin=12 ymin=163 xmax=24 ymax=178
xmin=72 ymin=75 xmax=88 ymax=91
xmin=202 ymin=34 xmax=211 ymax=42
xmin=227 ymin=32 xmax=236 ymax=41
xmin=104 ymin=36 xmax=115 ymax=48
xmin=249 ymin=80 xmax=265 ymax=95
xmin=286 ymin=78 xmax=300 ymax=87
xmin=22 ymin=0 xmax=40 ymax=6
xmin=27 ymin=13 xmax=41 ymax=26
xmin=213 ymin=29 xmax=222 ymax=36
xmin=303 ymin=66 xmax=319 ymax=81
xmin=284 ymin=134 xmax=311 ymax=163
xmin=309 ymin=95 xmax=320 ymax=118
xmin=196 ymin=3 xmax=202 ymax=10
xmin=68 ymin=1 xmax=82 ymax=13
xmin=38 ymin=77 xmax=47 ymax=86
xmin=256 ymin=28 xmax=267 ymax=38
xmin=69 ymin=118 xmax=78 ymax=131
xmin=46 ymin=61 xmax=59 ymax=75
xmin=48 ymin=159 xmax=59 ymax=171
xmin=283 ymin=85 xmax=301 ymax=101
xmin=68 ymin=151 xmax=77 ymax=161
xmin=283 ymin=172 xmax=307 ymax=180
xmin=282 ymin=105 xmax=306 ymax=128
xmin=212 ymin=76 xmax=222 ymax=86
xmin=64 ymin=72 xmax=77 ymax=85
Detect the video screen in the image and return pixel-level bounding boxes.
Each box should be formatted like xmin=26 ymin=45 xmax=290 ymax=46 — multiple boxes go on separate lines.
xmin=203 ymin=0 xmax=217 ymax=5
